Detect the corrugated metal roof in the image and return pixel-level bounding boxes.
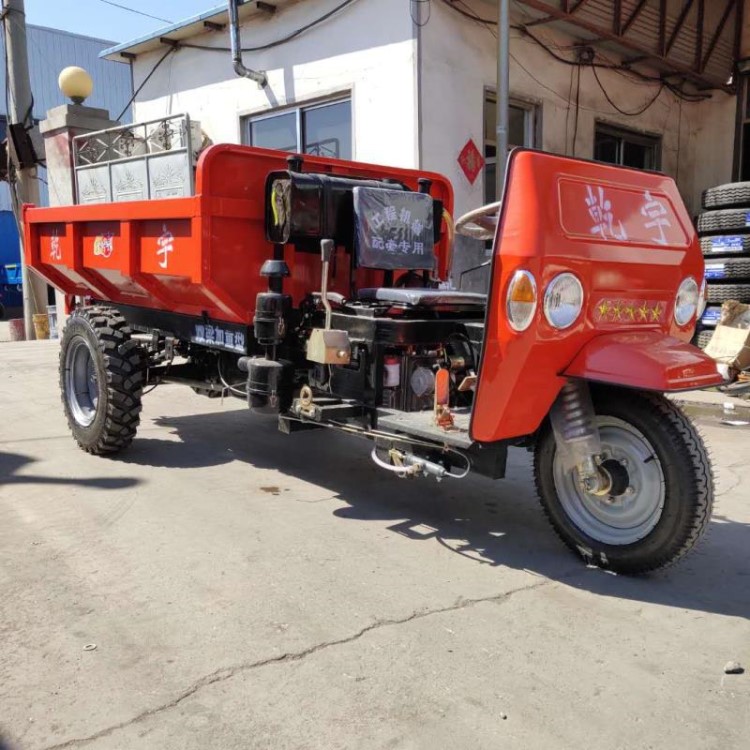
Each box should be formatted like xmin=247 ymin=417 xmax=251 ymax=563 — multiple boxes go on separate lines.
xmin=101 ymin=0 xmax=302 ymax=62
xmin=518 ymin=0 xmax=738 ymax=90
xmin=0 ymin=24 xmax=132 ymax=121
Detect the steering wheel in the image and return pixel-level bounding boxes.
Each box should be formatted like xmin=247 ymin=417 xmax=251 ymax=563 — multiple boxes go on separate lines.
xmin=454 ymin=201 xmax=502 ymax=241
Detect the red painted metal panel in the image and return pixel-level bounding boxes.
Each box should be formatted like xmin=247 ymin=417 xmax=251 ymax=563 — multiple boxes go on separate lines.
xmin=471 ymin=149 xmax=709 ymax=444
xmin=24 ymin=144 xmax=454 ymax=324
xmin=563 ymin=331 xmax=724 ymax=391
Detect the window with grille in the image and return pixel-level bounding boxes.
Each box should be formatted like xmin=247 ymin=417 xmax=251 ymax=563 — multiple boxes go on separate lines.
xmin=594 ymin=123 xmax=661 ymax=171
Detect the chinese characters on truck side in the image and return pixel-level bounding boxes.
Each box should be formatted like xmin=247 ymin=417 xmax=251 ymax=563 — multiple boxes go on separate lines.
xmin=585 ymin=185 xmax=672 ymax=246
xmin=194 ymin=323 xmax=246 ymax=352
xmin=370 ymin=205 xmax=426 ymax=256
xmin=640 ymin=190 xmax=671 ymax=246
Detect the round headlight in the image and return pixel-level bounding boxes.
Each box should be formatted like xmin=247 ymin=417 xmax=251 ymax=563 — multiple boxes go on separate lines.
xmin=506 ymin=270 xmax=537 ymax=332
xmin=674 ymin=276 xmax=699 ymax=327
xmin=544 ymin=273 xmax=584 ymax=329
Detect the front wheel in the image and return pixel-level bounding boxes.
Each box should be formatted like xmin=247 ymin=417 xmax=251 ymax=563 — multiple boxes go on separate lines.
xmin=534 ymin=387 xmax=713 ymax=575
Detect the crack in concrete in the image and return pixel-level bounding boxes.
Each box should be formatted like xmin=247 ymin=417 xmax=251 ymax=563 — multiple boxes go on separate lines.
xmin=40 ymin=578 xmax=553 ymax=750
xmin=716 ymin=465 xmax=742 ymax=497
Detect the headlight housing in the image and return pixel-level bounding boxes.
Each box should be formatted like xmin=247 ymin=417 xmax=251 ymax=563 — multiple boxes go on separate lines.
xmin=506 ymin=270 xmax=537 ymax=332
xmin=674 ymin=276 xmax=699 ymax=327
xmin=543 ymin=273 xmax=584 ymax=329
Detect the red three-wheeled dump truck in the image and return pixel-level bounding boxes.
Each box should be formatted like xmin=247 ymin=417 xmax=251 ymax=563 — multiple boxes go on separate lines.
xmin=24 ymin=143 xmax=722 ymax=575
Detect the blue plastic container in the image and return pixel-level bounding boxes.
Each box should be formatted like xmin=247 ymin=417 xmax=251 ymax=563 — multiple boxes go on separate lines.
xmin=0 ymin=208 xmax=23 ymax=311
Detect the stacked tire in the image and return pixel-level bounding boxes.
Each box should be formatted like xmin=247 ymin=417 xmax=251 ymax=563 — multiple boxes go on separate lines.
xmin=694 ymin=182 xmax=750 ymax=348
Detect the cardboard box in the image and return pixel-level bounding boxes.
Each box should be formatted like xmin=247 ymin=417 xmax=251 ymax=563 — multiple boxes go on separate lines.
xmin=704 ymin=324 xmax=750 ymax=371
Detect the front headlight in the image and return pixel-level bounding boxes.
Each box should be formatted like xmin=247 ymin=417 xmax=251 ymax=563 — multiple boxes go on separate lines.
xmin=506 ymin=269 xmax=537 ymax=332
xmin=544 ymin=273 xmax=584 ymax=329
xmin=674 ymin=276 xmax=699 ymax=326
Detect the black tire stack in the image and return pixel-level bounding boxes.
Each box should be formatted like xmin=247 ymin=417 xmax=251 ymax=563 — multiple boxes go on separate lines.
xmin=694 ymin=182 xmax=750 ymax=348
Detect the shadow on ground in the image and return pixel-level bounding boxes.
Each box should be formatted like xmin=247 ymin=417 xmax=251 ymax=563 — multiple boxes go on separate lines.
xmin=0 ymin=452 xmax=140 ymax=491
xmin=112 ymin=407 xmax=750 ymax=620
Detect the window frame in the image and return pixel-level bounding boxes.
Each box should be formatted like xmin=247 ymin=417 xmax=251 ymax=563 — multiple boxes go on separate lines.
xmin=732 ymin=66 xmax=750 ymax=181
xmin=483 ymin=90 xmax=539 ymax=204
xmin=594 ymin=122 xmax=662 ymax=171
xmin=242 ymin=95 xmax=353 ymax=160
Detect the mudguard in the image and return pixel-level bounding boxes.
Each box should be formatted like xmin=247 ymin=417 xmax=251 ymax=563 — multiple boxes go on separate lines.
xmin=563 ymin=331 xmax=725 ymax=391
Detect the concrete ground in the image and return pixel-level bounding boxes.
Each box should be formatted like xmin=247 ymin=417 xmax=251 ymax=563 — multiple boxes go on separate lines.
xmin=1 ymin=339 xmax=748 ymax=750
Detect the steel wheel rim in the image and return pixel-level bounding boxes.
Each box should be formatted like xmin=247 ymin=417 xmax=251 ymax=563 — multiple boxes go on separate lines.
xmin=552 ymin=417 xmax=665 ymax=546
xmin=64 ymin=336 xmax=99 ymax=427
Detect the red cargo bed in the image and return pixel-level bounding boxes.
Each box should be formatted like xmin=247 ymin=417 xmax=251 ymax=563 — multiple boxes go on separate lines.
xmin=24 ymin=144 xmax=454 ymax=325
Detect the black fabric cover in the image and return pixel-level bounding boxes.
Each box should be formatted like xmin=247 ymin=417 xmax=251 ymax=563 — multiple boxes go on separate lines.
xmin=353 ymin=187 xmax=435 ymax=270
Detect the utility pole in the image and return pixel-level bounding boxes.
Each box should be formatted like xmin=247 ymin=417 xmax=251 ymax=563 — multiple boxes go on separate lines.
xmin=3 ymin=0 xmax=47 ymax=339
xmin=495 ymin=0 xmax=510 ymax=199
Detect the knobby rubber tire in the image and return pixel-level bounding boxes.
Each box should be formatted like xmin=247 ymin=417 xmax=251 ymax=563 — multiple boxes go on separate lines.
xmin=534 ymin=387 xmax=713 ymax=575
xmin=702 ymin=182 xmax=750 ymax=210
xmin=59 ymin=305 xmax=145 ymax=455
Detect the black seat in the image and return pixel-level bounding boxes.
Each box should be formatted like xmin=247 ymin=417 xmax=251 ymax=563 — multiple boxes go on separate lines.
xmin=352 ymin=186 xmax=486 ymax=310
xmin=356 ymin=288 xmax=486 ymax=307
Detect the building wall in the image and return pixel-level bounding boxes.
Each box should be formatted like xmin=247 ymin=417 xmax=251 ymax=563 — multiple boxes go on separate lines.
xmin=125 ymin=0 xmax=737 ymax=218
xmin=130 ymin=0 xmax=418 ymax=169
xmin=0 ymin=25 xmax=131 ymax=209
xmin=0 ymin=25 xmax=131 ymax=121
xmin=419 ymin=0 xmax=736 ymax=218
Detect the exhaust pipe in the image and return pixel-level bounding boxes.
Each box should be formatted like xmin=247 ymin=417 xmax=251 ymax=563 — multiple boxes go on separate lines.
xmin=227 ymin=0 xmax=268 ymax=88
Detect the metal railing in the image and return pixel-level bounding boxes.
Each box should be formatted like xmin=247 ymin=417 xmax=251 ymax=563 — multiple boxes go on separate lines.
xmin=73 ymin=114 xmax=202 ymax=204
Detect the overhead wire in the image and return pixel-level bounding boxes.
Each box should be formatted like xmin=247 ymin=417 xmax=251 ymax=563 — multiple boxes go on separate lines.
xmin=564 ymin=62 xmax=574 ymax=154
xmin=434 ymin=0 xmax=711 ymax=104
xmin=516 ymin=25 xmax=710 ymax=103
xmin=96 ymin=0 xmax=173 ymax=25
xmin=115 ymin=45 xmax=176 ymax=121
xmin=437 ymin=0 xmax=496 ymax=25
xmin=572 ymin=64 xmax=581 ymax=156
xmin=590 ymin=62 xmax=665 ymax=117
xmin=180 ymin=0 xmax=362 ymax=53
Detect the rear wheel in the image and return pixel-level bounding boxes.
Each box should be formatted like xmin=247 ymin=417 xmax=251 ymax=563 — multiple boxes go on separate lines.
xmin=534 ymin=387 xmax=713 ymax=575
xmin=60 ymin=306 xmax=145 ymax=455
